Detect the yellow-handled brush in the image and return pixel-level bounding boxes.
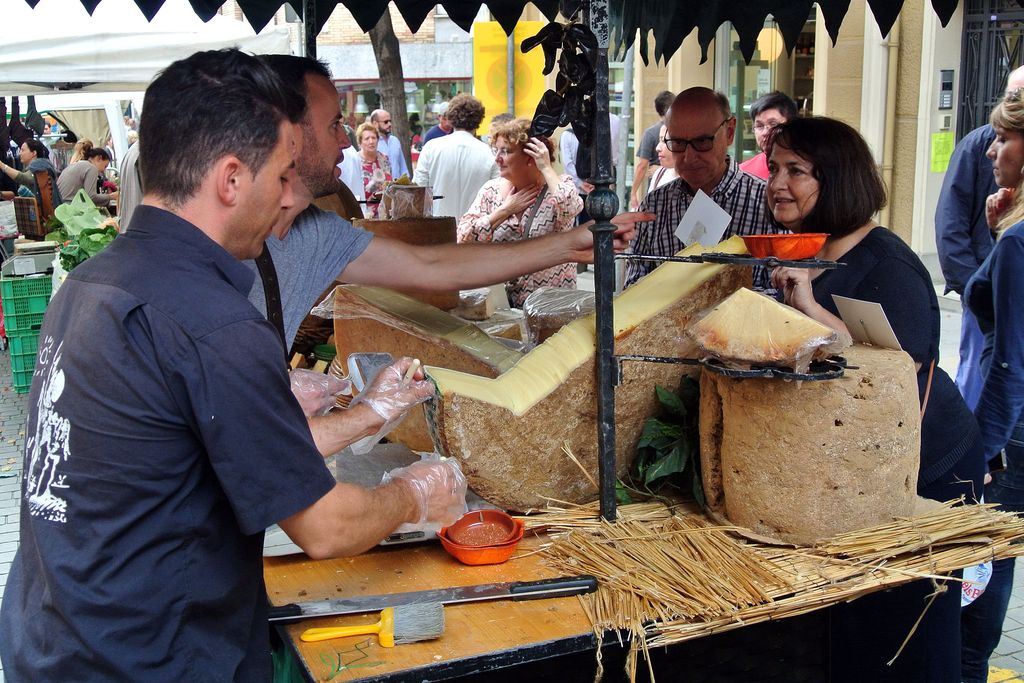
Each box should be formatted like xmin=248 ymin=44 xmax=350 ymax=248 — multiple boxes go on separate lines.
xmin=300 ymin=603 xmax=444 ymax=648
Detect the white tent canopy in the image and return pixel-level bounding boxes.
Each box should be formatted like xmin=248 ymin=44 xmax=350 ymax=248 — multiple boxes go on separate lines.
xmin=0 ymin=0 xmax=291 ymax=96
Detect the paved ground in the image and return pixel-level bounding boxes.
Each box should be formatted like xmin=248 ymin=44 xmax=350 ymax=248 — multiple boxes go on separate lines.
xmin=0 ymin=267 xmax=1021 ymax=682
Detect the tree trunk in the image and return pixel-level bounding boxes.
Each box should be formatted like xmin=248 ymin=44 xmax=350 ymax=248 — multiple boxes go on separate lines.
xmin=368 ymin=10 xmax=412 ymax=174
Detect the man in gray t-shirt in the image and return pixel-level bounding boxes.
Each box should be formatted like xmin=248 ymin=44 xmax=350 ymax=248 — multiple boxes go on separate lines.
xmin=252 ymin=57 xmax=650 ymax=455
xmin=245 ymin=206 xmax=372 ymax=348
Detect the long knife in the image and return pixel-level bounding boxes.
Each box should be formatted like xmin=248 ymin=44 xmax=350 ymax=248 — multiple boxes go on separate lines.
xmin=268 ymin=575 xmax=598 ymax=623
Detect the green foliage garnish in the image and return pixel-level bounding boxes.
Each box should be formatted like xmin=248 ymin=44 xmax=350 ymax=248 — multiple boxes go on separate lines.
xmin=618 ymin=378 xmax=704 ymax=506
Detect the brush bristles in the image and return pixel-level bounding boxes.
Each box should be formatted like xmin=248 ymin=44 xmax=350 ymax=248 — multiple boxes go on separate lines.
xmin=392 ymin=602 xmax=445 ymax=644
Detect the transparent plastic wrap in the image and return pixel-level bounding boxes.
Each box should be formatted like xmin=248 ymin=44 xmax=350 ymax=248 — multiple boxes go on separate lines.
xmin=327 ymin=357 xmax=354 ymax=410
xmin=381 ymin=183 xmax=432 ymax=220
xmin=346 ymin=357 xmax=433 ymax=454
xmin=289 ymin=368 xmax=352 ymax=417
xmin=685 ymin=287 xmax=850 ymax=373
xmin=451 ymin=287 xmax=494 ymax=321
xmin=470 ymin=308 xmax=528 ymax=343
xmin=381 ymin=453 xmax=469 ymax=533
xmin=311 ymin=285 xmax=523 ymax=373
xmin=522 ymin=287 xmax=596 ymax=345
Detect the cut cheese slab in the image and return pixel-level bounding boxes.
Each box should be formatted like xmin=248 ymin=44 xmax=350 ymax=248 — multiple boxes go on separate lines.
xmin=332 ymin=285 xmax=523 ymax=451
xmin=425 ymin=237 xmax=751 ymax=511
xmin=687 ymin=287 xmax=845 ymax=368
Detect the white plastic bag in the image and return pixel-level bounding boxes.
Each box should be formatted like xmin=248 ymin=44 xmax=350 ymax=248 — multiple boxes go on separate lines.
xmin=0 ymin=201 xmax=17 ymax=239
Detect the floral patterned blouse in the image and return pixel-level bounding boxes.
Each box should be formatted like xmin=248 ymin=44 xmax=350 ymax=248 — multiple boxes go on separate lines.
xmin=359 ymin=152 xmax=392 ymax=218
xmin=457 ymin=174 xmax=583 ymax=307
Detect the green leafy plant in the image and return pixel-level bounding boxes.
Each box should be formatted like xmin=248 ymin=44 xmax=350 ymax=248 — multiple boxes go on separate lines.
xmin=618 ymin=377 xmax=704 ymax=506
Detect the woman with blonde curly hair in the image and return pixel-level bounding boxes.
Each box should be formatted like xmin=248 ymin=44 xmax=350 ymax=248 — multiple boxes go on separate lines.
xmin=457 ymin=117 xmax=583 ymax=306
xmin=961 ymin=88 xmax=1024 ymax=682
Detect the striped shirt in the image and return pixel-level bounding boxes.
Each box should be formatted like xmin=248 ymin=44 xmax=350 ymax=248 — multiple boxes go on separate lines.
xmin=624 ymin=160 xmax=780 ymax=289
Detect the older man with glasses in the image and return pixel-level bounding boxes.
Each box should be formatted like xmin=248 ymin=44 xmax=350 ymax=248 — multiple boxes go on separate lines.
xmin=624 ymin=87 xmax=777 ymax=289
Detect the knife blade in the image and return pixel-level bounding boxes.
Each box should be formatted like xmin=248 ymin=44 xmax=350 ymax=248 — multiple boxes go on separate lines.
xmin=268 ymin=575 xmax=598 ymax=623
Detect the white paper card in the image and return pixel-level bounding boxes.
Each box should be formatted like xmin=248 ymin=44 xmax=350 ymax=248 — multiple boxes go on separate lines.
xmin=832 ymin=295 xmax=903 ymax=351
xmin=674 ymin=190 xmax=731 ymax=247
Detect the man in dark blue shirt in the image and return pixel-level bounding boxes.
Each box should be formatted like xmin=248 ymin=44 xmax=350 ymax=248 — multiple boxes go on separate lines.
xmin=0 ymin=50 xmax=465 ymax=682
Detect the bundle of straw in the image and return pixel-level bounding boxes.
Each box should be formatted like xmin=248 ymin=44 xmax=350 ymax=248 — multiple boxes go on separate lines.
xmin=522 ymin=500 xmax=1024 ymax=683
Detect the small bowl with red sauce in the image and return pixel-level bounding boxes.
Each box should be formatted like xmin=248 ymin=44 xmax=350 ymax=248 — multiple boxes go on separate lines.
xmin=439 ymin=510 xmax=524 ymax=566
xmin=741 ymin=233 xmax=827 ymax=260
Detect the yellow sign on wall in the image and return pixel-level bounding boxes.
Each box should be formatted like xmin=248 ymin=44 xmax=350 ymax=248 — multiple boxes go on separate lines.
xmin=473 ymin=21 xmax=546 ymax=135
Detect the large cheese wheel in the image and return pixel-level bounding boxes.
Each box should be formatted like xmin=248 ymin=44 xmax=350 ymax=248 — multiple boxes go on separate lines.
xmin=426 ymin=238 xmax=751 ymax=512
xmin=699 ymin=344 xmax=921 ymax=545
xmin=332 ymin=285 xmax=523 ymax=452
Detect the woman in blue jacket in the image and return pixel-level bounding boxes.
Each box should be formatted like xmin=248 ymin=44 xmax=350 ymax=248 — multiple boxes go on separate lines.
xmin=961 ymin=87 xmax=1024 ymax=682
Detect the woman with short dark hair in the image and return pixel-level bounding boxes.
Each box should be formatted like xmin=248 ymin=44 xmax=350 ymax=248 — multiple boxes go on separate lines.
xmin=0 ymin=138 xmax=64 ymax=211
xmin=767 ymin=116 xmax=983 ymax=683
xmin=57 ymin=145 xmax=118 ymax=207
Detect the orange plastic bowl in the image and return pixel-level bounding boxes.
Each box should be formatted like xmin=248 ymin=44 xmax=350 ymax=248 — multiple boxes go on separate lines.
xmin=438 ymin=528 xmax=522 ymax=565
xmin=444 ymin=510 xmax=521 ymax=547
xmin=741 ymin=233 xmax=827 ymax=260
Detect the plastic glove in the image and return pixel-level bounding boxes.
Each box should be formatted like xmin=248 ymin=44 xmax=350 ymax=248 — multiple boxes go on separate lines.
xmin=382 ymin=457 xmax=468 ymax=527
xmin=360 ymin=357 xmax=434 ymax=423
xmin=290 ymin=369 xmax=352 ymax=417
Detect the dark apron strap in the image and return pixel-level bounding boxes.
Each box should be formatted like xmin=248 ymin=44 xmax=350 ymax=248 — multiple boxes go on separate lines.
xmin=254 ymin=244 xmax=288 ymax=364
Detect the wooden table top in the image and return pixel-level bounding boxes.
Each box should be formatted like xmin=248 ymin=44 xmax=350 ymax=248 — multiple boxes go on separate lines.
xmin=265 ymin=536 xmax=596 ymax=682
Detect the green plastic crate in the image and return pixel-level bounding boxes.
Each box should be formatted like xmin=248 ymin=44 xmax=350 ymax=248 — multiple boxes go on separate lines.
xmin=12 ymin=367 xmax=34 ymax=393
xmin=0 ymin=272 xmax=52 ymax=302
xmin=3 ymin=308 xmax=45 ymax=334
xmin=10 ymin=349 xmax=35 ymax=374
xmin=1 ymin=263 xmax=53 ymax=334
xmin=7 ymin=330 xmax=39 ymax=357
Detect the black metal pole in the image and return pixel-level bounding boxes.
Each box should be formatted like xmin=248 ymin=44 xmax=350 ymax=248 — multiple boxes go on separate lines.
xmin=584 ymin=0 xmax=618 ymax=522
xmin=303 ymin=0 xmax=317 ymax=58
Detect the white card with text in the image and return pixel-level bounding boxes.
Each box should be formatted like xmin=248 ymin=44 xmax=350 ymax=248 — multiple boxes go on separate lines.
xmin=674 ymin=190 xmax=731 ymax=247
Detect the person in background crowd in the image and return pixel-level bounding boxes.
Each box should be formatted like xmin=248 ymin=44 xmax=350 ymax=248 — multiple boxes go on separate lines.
xmin=57 ymin=147 xmax=118 ymax=207
xmin=0 ymin=138 xmax=64 ymax=210
xmin=0 ymin=144 xmax=18 ymax=201
xmin=68 ymin=138 xmax=94 ymax=164
xmin=422 ymin=101 xmax=452 ymax=147
xmin=484 ymin=112 xmax=515 ymax=146
xmin=768 ymin=116 xmax=983 ymax=683
xmin=625 ymin=88 xmax=776 ymax=289
xmin=647 ymin=124 xmax=678 ymax=193
xmin=937 ymin=66 xmax=1024 ymax=414
xmin=370 ymin=109 xmax=409 ymax=179
xmin=629 ymin=90 xmax=674 ymax=210
xmin=117 ymin=137 xmax=142 ymax=230
xmin=341 ymin=122 xmax=391 ymax=218
xmin=458 ymin=118 xmax=583 ymax=306
xmin=739 ymin=90 xmax=798 ymax=180
xmin=413 ymin=93 xmax=497 ymax=218
xmin=960 ymin=87 xmax=1024 ymax=683
xmin=559 ymin=113 xmax=623 ymax=186
xmin=0 ymin=48 xmax=466 ymax=683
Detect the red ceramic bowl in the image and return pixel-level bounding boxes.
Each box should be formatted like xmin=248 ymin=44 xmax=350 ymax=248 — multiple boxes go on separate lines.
xmin=444 ymin=510 xmax=520 ymax=547
xmin=741 ymin=233 xmax=827 ymax=260
xmin=438 ymin=530 xmax=521 ymax=565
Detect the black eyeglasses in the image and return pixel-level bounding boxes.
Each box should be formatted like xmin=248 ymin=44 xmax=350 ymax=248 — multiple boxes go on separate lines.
xmin=663 ymin=117 xmax=733 ymax=153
